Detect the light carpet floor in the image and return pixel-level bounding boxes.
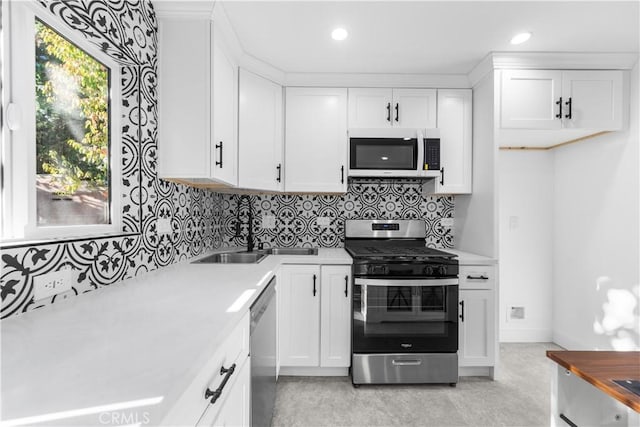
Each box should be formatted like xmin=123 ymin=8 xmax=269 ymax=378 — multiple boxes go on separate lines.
xmin=272 ymin=343 xmax=563 ymax=427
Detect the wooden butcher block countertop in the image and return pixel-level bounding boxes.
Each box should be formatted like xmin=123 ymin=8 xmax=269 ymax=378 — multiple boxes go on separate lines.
xmin=547 ymin=350 xmax=640 ymax=413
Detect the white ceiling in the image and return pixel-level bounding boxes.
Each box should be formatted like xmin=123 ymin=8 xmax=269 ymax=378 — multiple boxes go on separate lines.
xmin=220 ymin=0 xmax=640 ymax=75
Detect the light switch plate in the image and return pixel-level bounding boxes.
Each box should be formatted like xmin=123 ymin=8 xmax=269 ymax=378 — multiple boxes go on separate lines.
xmin=440 ymin=218 xmax=454 ymax=228
xmin=262 ymin=215 xmax=276 ymax=229
xmin=33 ymin=268 xmax=73 ymax=300
xmin=316 ymin=217 xmax=331 ymax=226
xmin=157 ymin=218 xmax=172 ymax=234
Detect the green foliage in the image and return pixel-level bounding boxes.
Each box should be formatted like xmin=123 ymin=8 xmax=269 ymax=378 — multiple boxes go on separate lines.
xmin=35 ymin=20 xmax=109 ymax=194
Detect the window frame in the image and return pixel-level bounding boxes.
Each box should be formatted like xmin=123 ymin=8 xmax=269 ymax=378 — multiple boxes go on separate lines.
xmin=2 ymin=0 xmax=122 ymax=241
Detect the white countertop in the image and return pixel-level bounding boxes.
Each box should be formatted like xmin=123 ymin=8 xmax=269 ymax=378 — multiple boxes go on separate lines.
xmin=442 ymin=249 xmax=497 ymax=265
xmin=0 ymin=248 xmax=351 ymax=426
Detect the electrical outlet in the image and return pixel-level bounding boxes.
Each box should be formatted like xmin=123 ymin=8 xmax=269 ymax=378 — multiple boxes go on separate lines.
xmin=316 ymin=217 xmax=331 ymax=226
xmin=508 ymin=306 xmax=526 ymax=321
xmin=157 ymin=218 xmax=172 ymax=234
xmin=262 ymin=215 xmax=276 ymax=229
xmin=440 ymin=218 xmax=454 ymax=228
xmin=33 ymin=268 xmax=72 ymax=300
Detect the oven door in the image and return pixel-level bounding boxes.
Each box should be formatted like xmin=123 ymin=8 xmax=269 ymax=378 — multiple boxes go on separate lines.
xmin=352 ymin=278 xmax=459 ymax=353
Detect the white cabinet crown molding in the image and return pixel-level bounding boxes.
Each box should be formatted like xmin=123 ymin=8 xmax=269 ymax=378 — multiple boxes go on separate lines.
xmin=469 ymin=51 xmax=639 ymax=87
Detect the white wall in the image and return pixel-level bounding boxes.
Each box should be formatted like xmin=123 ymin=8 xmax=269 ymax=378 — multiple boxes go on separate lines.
xmin=498 ymin=150 xmax=554 ymax=342
xmin=455 ymin=72 xmax=498 ymax=258
xmin=552 ymin=62 xmax=640 ymax=350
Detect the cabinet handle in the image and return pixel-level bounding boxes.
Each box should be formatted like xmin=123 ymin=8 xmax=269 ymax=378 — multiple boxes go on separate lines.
xmin=459 ymin=300 xmax=465 ymax=322
xmin=395 ymin=103 xmax=399 ymax=122
xmin=386 ymin=102 xmax=391 ymax=122
xmin=466 ymin=275 xmax=489 ymax=280
xmin=564 ymin=97 xmax=572 ymax=119
xmin=341 ymin=165 xmax=345 ymax=184
xmin=276 ymin=163 xmax=282 ymax=182
xmin=204 ymin=363 xmax=236 ymax=405
xmin=344 ymin=275 xmax=349 ymax=297
xmin=313 ymin=274 xmax=317 ymax=296
xmin=215 ymin=141 xmax=223 ymax=167
xmin=555 ymin=97 xmax=563 ymax=119
xmin=439 ymin=167 xmax=445 ymax=186
xmin=559 ymin=414 xmax=577 ymax=427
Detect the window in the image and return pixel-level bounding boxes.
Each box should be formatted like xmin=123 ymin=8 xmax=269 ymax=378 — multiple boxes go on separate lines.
xmin=2 ymin=1 xmax=121 ymax=240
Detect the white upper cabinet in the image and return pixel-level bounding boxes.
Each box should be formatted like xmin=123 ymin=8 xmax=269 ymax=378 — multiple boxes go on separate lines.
xmin=158 ymin=15 xmax=238 ymax=186
xmin=285 ymin=87 xmax=348 ymax=193
xmin=561 ymin=70 xmax=623 ymax=130
xmin=500 ymin=69 xmax=624 ymax=131
xmin=238 ymin=69 xmax=283 ymax=191
xmin=434 ymin=89 xmax=472 ymax=194
xmin=211 ymin=36 xmax=238 ymax=186
xmin=501 ymin=70 xmax=562 ymax=130
xmin=348 ymin=88 xmax=436 ymax=128
xmin=393 ymin=89 xmax=438 ymax=128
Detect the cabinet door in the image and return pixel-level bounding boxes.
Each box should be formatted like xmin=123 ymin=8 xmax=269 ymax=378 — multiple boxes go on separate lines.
xmin=435 ymin=89 xmax=472 ymax=194
xmin=284 ymin=88 xmax=348 ymax=193
xmin=158 ymin=18 xmax=211 ymax=178
xmin=501 ymin=70 xmax=562 ymax=130
xmin=238 ymin=69 xmax=283 ymax=191
xmin=562 ymin=70 xmax=623 ymax=130
xmin=459 ymin=289 xmax=495 ymax=367
xmin=278 ymin=265 xmax=321 ymax=367
xmin=392 ymin=89 xmax=437 ymax=129
xmin=320 ymin=266 xmax=351 ymax=368
xmin=198 ymin=358 xmax=250 ymax=427
xmin=348 ymin=88 xmax=393 ymax=128
xmin=211 ymin=32 xmax=238 ymax=186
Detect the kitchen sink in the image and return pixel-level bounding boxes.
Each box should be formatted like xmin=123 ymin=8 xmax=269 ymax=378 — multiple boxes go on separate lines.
xmin=264 ymin=247 xmax=318 ymax=256
xmin=193 ymin=252 xmax=267 ymax=264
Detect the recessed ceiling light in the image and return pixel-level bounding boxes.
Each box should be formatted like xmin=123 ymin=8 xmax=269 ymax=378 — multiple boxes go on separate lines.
xmin=331 ymin=28 xmax=348 ymax=41
xmin=510 ymin=32 xmax=532 ymax=45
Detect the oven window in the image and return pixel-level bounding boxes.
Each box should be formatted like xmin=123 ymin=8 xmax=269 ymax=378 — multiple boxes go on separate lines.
xmin=350 ymin=138 xmax=417 ymax=170
xmin=387 ymin=286 xmax=412 ymax=311
xmin=421 ymin=287 xmax=445 ymax=312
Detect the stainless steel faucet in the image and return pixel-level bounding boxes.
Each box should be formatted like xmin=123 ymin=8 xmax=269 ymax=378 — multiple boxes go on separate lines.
xmin=234 ymin=195 xmax=255 ymax=252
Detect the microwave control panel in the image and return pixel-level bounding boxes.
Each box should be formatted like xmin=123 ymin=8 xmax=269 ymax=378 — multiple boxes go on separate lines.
xmin=423 ymin=139 xmax=440 ymax=171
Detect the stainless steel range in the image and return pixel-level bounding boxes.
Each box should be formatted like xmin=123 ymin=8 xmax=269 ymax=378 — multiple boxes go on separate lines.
xmin=344 ymin=219 xmax=459 ymax=386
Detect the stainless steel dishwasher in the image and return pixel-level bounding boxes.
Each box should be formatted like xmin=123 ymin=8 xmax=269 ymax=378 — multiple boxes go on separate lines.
xmin=250 ymin=277 xmax=276 ymax=427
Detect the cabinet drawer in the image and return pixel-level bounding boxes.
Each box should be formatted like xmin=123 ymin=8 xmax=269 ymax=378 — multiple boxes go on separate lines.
xmin=459 ymin=265 xmax=495 ymax=290
xmin=161 ymin=313 xmax=250 ymax=426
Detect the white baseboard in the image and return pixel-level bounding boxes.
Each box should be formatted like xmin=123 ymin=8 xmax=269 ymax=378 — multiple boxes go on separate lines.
xmin=500 ymin=328 xmax=553 ymax=342
xmin=552 ymin=330 xmax=584 ymax=350
xmin=279 ymin=366 xmax=349 ymax=377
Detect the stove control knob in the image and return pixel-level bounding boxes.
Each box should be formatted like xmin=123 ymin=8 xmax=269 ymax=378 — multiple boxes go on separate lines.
xmin=424 ymin=266 xmax=434 ymax=275
xmin=437 ymin=265 xmax=448 ymax=276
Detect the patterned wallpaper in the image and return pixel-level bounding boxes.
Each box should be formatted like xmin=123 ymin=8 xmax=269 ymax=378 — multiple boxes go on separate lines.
xmin=223 ymin=179 xmax=454 ymax=249
xmin=0 ymin=0 xmax=225 ymax=320
xmin=0 ymin=1 xmax=455 ymax=321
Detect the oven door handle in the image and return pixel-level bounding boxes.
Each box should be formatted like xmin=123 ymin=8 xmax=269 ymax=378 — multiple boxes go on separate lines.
xmin=354 ymin=278 xmax=458 ymax=287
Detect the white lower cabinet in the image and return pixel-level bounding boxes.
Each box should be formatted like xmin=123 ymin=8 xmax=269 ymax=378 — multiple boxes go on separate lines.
xmin=198 ymin=358 xmax=250 ymax=427
xmin=278 ymin=264 xmax=351 ymax=372
xmin=458 ymin=265 xmax=497 ymax=375
xmin=161 ymin=313 xmax=250 ymax=426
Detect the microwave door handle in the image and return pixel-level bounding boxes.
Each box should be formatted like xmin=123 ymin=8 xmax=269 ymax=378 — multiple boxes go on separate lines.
xmin=416 ymin=130 xmax=425 ymax=174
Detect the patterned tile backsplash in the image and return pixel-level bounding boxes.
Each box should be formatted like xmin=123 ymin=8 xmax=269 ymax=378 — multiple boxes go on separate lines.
xmin=222 ymin=179 xmax=454 ymax=249
xmin=0 ymin=1 xmax=454 ymax=320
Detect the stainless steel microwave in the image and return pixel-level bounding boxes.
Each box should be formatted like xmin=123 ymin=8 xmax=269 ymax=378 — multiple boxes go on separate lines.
xmin=347 ymin=128 xmax=440 ymax=178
